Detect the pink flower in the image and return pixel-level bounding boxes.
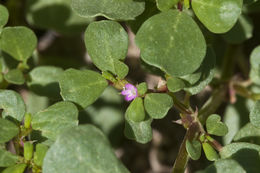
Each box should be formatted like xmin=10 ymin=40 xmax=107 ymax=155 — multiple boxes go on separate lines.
xmin=121 ymin=83 xmax=138 ymax=101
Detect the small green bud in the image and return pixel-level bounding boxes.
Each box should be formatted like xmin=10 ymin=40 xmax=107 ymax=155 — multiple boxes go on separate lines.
xmin=202 ymin=142 xmax=219 ymax=161
xmin=137 ymin=82 xmax=148 ymax=96
xmin=24 ymin=113 xmax=32 ymax=129
xmin=24 ymin=142 xmax=33 ymax=161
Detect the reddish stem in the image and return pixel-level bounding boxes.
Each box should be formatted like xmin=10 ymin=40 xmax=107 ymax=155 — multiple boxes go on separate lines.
xmin=177 ymin=2 xmax=183 ymax=11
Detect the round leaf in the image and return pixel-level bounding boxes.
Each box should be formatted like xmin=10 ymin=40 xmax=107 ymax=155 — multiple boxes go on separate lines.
xmin=0 ymin=90 xmax=26 ymax=121
xmin=2 ymin=164 xmax=27 ymax=173
xmin=198 ymin=159 xmax=245 ymax=173
xmin=167 ymin=77 xmax=187 ymax=93
xmin=127 ymin=1 xmax=160 ymax=34
xmin=85 ymin=21 xmax=129 ymax=78
xmin=0 ymin=148 xmax=19 ymax=167
xmin=31 ymin=101 xmax=78 ymax=140
xmin=59 ymin=69 xmax=108 ymax=108
xmin=144 ymin=93 xmax=173 ymax=119
xmin=250 ymin=45 xmax=260 ymax=69
xmin=137 ymin=82 xmax=148 ymax=96
xmin=135 ymin=10 xmax=206 ymax=77
xmin=125 ymin=97 xmax=145 ymax=122
xmin=234 ymin=123 xmax=260 ymax=143
xmin=27 ymin=66 xmax=64 ymax=98
xmin=71 ymin=0 xmax=145 ymax=20
xmin=249 ymin=101 xmax=260 ymax=128
xmin=4 ymin=69 xmax=25 ymax=85
xmin=0 ymin=26 xmax=37 ymax=62
xmin=206 ymin=114 xmax=228 ymax=136
xmin=192 ymin=0 xmax=243 ymax=33
xmin=184 ymin=47 xmax=216 ymax=95
xmin=222 ymin=15 xmax=253 ymax=44
xmin=43 ymin=125 xmax=130 ymax=173
xmin=0 ymin=118 xmax=19 ymax=143
xmin=0 ymin=5 xmax=9 ymax=28
xmin=249 ymin=45 xmax=260 ymax=85
xmin=186 ymin=139 xmax=202 ymax=160
xmin=156 ymin=0 xmax=179 ymax=11
xmin=202 ymin=142 xmax=219 ymax=161
xmin=220 ymin=142 xmax=260 ymax=172
xmin=25 ymin=0 xmax=93 ymax=35
xmin=220 ymin=142 xmax=260 ymax=158
xmin=124 ymin=115 xmax=153 ymax=144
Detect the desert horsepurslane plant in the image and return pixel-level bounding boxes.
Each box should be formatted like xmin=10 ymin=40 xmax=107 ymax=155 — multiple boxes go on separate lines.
xmin=1 ymin=0 xmax=260 ymax=172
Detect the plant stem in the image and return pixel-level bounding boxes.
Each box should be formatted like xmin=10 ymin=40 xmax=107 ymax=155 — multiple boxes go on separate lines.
xmin=172 ymin=132 xmax=189 ymax=173
xmin=198 ymin=85 xmax=227 ymax=125
xmin=199 ymin=44 xmax=237 ymax=124
xmin=172 ymin=123 xmax=199 ymax=173
xmin=168 ymin=92 xmax=193 ymax=115
xmin=221 ymin=44 xmax=238 ymax=81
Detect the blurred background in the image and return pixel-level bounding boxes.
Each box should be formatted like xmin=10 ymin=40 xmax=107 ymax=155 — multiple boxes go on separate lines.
xmin=1 ymin=0 xmax=260 ymax=172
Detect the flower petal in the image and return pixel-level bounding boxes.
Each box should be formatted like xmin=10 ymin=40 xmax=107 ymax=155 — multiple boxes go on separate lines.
xmin=125 ymin=95 xmax=136 ymax=101
xmin=121 ymin=90 xmax=131 ymax=96
xmin=125 ymin=83 xmax=135 ymax=90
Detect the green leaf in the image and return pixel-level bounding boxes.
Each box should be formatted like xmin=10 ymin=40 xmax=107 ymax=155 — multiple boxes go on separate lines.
xmin=222 ymin=96 xmax=250 ymax=145
xmin=2 ymin=164 xmax=27 ymax=173
xmin=180 ymin=71 xmax=201 ymax=85
xmin=124 ymin=115 xmax=153 ymax=144
xmin=25 ymin=91 xmax=49 ymax=114
xmin=137 ymin=82 xmax=148 ymax=96
xmin=198 ymin=159 xmax=245 ymax=173
xmin=0 ymin=5 xmax=9 ymax=28
xmin=234 ymin=123 xmax=260 ymax=144
xmin=202 ymin=142 xmax=219 ymax=161
xmin=192 ymin=0 xmax=243 ymax=33
xmin=59 ymin=69 xmax=108 ymax=108
xmin=71 ymin=0 xmax=145 ymax=20
xmin=43 ymin=125 xmax=129 ymax=173
xmin=81 ymin=86 xmax=124 ymax=146
xmin=167 ymin=77 xmax=187 ymax=93
xmin=186 ymin=139 xmax=201 ymax=160
xmin=144 ymin=93 xmax=173 ymax=119
xmin=0 ymin=118 xmax=19 ymax=143
xmin=222 ymin=15 xmax=253 ymax=44
xmin=34 ymin=144 xmax=48 ymax=167
xmin=156 ymin=0 xmax=179 ymax=11
xmin=184 ymin=47 xmax=216 ymax=95
xmin=0 ymin=148 xmax=19 ymax=167
xmin=85 ymin=21 xmax=129 ymax=79
xmin=25 ymin=0 xmax=93 ymax=35
xmin=249 ymin=45 xmax=260 ymax=84
xmin=4 ymin=69 xmax=25 ymax=85
xmin=24 ymin=142 xmax=33 ymax=161
xmin=0 ymin=26 xmax=37 ymax=62
xmin=220 ymin=142 xmax=260 ymax=172
xmin=249 ymin=101 xmax=260 ymax=128
xmin=135 ymin=10 xmax=206 ymax=77
xmin=0 ymin=90 xmax=26 ymax=121
xmin=27 ymin=66 xmax=64 ymax=98
xmin=126 ymin=97 xmax=145 ymax=122
xmin=127 ymin=1 xmax=160 ymax=34
xmin=31 ymin=101 xmax=78 ymax=140
xmin=250 ymin=67 xmax=260 ymax=85
xmin=24 ymin=113 xmax=32 ymax=129
xmin=206 ymin=114 xmax=228 ymax=136
xmin=220 ymin=142 xmax=260 ymax=158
